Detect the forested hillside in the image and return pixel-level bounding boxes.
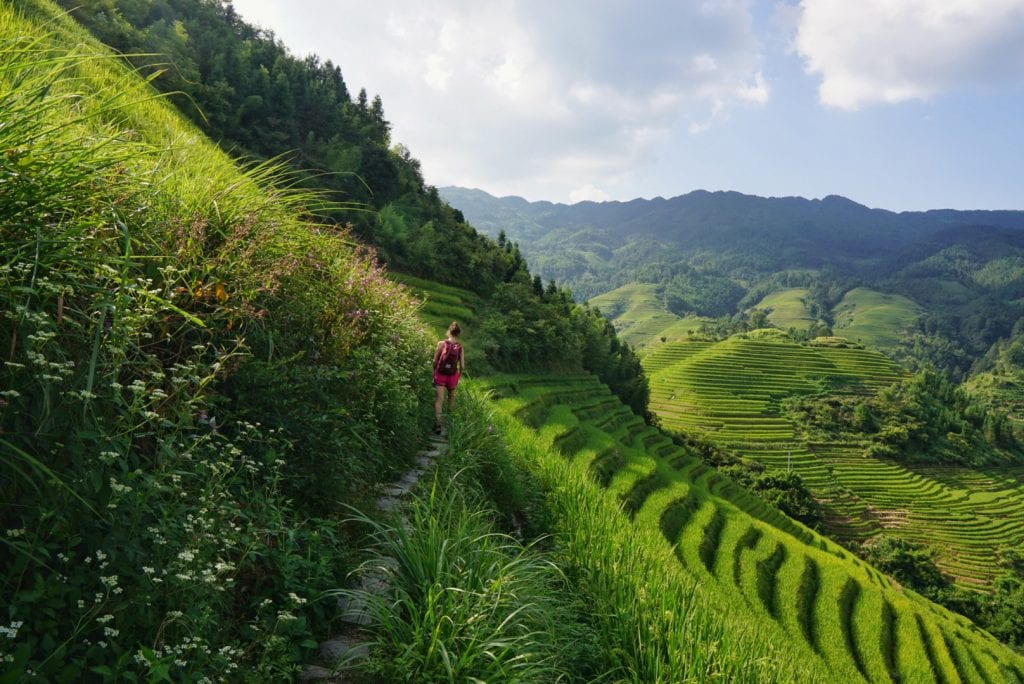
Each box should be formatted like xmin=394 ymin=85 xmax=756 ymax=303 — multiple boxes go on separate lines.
xmin=46 ymin=0 xmax=648 ymax=413
xmin=443 ymin=186 xmax=1024 ymax=380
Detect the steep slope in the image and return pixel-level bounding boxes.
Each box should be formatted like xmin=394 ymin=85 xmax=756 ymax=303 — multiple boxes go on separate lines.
xmin=643 ymin=334 xmax=1024 ymax=589
xmin=1 ymin=2 xmax=435 ymax=678
xmin=479 ymin=370 xmax=1024 ymax=682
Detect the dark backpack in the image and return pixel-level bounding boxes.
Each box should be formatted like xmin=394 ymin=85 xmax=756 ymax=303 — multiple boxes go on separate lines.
xmin=437 ymin=341 xmax=462 ymax=375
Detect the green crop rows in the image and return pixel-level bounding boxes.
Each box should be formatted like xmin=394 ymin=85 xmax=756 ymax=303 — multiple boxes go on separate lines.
xmin=481 ymin=371 xmax=1024 ymax=682
xmin=754 ymin=287 xmax=816 ymax=330
xmin=832 ymin=287 xmax=923 ymax=351
xmin=589 ymin=283 xmax=707 ymax=348
xmin=389 ymin=271 xmax=482 ymax=335
xmin=641 ymin=335 xmax=1024 ymax=589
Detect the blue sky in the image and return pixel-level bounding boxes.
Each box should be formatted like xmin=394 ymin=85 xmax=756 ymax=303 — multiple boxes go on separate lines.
xmin=229 ymin=1 xmax=1024 ymax=211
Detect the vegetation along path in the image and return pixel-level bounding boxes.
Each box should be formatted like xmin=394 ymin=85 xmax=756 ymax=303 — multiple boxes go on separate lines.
xmin=300 ymin=433 xmax=449 ymax=681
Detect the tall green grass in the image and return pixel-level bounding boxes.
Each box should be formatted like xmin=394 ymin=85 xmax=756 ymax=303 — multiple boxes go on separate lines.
xmin=456 ymin=389 xmax=826 ymax=682
xmin=340 ymin=480 xmax=570 ymax=682
xmin=0 ymin=4 xmax=432 ymax=679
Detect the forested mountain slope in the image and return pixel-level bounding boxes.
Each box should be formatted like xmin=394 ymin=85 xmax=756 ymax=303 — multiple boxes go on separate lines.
xmin=443 ymin=186 xmax=1024 ymax=379
xmin=442 ymin=187 xmax=1024 ymax=280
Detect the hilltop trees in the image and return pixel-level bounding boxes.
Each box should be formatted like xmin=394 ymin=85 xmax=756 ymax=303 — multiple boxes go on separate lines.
xmin=479 ymin=278 xmax=650 ymax=417
xmin=785 ymin=369 xmax=1020 ymax=465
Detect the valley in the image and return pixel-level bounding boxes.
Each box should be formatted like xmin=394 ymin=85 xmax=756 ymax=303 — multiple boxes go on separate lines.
xmin=6 ymin=0 xmax=1024 ymax=678
xmin=642 ymin=333 xmax=1024 ymax=590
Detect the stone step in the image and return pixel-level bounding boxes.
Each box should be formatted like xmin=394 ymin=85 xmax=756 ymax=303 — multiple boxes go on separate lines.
xmin=336 ymin=593 xmax=373 ymax=626
xmin=305 ymin=432 xmax=449 ymax=678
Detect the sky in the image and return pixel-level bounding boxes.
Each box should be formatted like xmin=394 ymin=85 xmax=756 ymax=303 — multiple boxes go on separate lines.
xmin=228 ymin=0 xmax=1024 ymax=212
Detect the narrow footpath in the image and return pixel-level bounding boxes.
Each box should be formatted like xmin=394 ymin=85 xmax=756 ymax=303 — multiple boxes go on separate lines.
xmin=299 ymin=431 xmax=449 ymax=682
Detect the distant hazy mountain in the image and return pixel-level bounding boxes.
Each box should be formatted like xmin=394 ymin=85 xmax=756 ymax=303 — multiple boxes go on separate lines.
xmin=440 ymin=187 xmax=1024 ymax=278
xmin=441 ymin=186 xmax=1024 ymax=379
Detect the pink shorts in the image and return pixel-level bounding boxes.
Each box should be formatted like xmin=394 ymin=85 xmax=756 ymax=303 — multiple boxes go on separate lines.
xmin=433 ymin=370 xmax=461 ymax=390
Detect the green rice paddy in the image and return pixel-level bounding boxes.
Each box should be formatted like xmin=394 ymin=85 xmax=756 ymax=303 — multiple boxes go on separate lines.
xmin=754 ymin=287 xmax=816 ymax=330
xmin=832 ymin=287 xmax=923 ymax=350
xmin=588 ymin=283 xmax=707 ymax=348
xmin=389 ymin=272 xmax=482 ymax=335
xmin=479 ymin=370 xmax=1024 ymax=682
xmin=642 ymin=334 xmax=1024 ymax=590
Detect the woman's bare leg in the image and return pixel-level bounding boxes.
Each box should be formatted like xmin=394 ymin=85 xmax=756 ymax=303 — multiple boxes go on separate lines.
xmin=434 ymin=385 xmax=446 ymax=429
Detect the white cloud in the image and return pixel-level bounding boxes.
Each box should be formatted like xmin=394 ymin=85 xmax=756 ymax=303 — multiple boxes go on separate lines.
xmin=569 ymin=184 xmax=611 ymax=203
xmin=230 ymin=0 xmax=768 ymax=202
xmin=795 ymin=0 xmax=1024 ymax=110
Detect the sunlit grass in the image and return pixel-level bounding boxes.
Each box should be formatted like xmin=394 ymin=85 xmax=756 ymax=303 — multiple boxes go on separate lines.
xmin=472 ymin=369 xmax=1024 ymax=681
xmin=753 ymin=287 xmax=816 ymax=330
xmin=832 ymin=287 xmax=922 ymax=350
xmin=0 ymin=2 xmax=431 ymax=678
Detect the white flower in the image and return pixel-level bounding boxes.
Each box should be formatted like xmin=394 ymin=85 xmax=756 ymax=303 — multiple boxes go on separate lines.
xmin=0 ymin=621 xmax=24 ymax=639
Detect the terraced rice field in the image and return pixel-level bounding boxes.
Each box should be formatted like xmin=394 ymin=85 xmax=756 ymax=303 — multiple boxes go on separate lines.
xmin=832 ymin=287 xmax=922 ymax=351
xmin=754 ymin=288 xmax=816 ymax=330
xmin=482 ymin=372 xmax=1024 ymax=682
xmin=645 ymin=336 xmax=900 ymax=446
xmin=389 ymin=272 xmax=482 ymax=335
xmin=643 ymin=334 xmax=1024 ymax=589
xmin=588 ymin=283 xmax=707 ymax=348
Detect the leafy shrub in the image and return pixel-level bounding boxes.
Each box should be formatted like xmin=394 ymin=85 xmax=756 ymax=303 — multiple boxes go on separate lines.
xmin=861 ymin=536 xmax=947 ymax=592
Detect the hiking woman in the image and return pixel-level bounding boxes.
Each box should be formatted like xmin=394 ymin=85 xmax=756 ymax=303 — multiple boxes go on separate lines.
xmin=432 ymin=321 xmax=465 ymax=434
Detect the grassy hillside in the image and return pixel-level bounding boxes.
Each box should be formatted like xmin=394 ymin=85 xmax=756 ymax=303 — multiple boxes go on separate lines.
xmin=643 ymin=334 xmax=1024 ymax=590
xmin=588 ymin=283 xmax=708 ymax=348
xmin=1 ymin=3 xmax=435 ymax=678
xmin=754 ymin=287 xmax=817 ymax=331
xmin=476 ymin=371 xmax=1024 ymax=682
xmin=833 ymin=287 xmax=923 ymax=351
xmin=339 ymin=276 xmax=1024 ymax=678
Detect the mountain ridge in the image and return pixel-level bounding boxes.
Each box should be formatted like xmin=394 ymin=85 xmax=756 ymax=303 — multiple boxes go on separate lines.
xmin=447 ymin=185 xmax=1024 ymax=219
xmin=440 ymin=186 xmax=1024 ymax=272
xmin=441 ymin=185 xmax=1024 ymax=379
